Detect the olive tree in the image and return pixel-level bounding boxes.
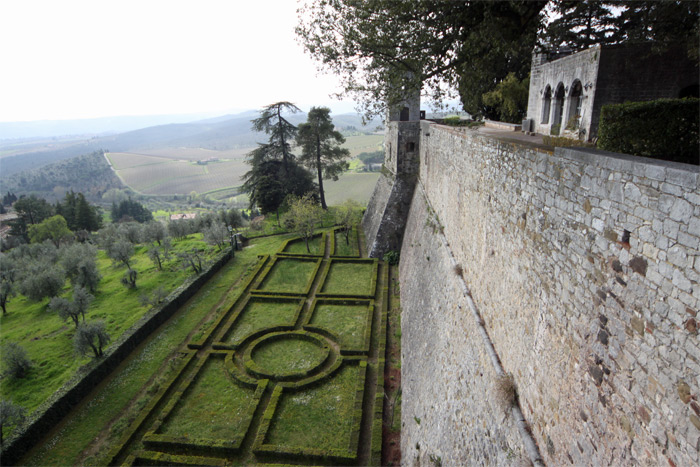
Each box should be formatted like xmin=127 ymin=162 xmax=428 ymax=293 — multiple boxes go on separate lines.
xmin=1 ymin=342 xmax=32 ymax=379
xmin=335 ymin=199 xmax=363 ymax=245
xmin=0 ymin=399 xmax=26 ymax=445
xmin=74 ymin=320 xmax=111 ymax=357
xmin=49 ymin=286 xmax=93 ymax=327
xmin=283 ymin=194 xmax=322 ymax=253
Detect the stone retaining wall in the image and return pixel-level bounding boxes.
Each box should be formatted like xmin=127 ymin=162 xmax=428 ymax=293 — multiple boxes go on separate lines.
xmin=398 ymin=122 xmax=699 ymax=465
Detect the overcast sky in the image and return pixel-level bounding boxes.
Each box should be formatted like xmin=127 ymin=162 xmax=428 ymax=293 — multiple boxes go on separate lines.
xmin=0 ymin=0 xmax=354 ymax=123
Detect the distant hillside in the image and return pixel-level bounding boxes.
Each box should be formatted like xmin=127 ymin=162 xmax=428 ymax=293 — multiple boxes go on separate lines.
xmin=0 ymin=112 xmax=380 ymax=177
xmin=0 ymin=111 xmax=248 ymax=139
xmin=0 ymin=151 xmax=122 ymax=202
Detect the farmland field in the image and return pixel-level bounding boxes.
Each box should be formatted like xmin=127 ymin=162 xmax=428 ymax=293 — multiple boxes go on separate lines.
xmin=106 ymin=152 xmax=248 ymax=195
xmin=104 ymin=133 xmax=382 ymax=201
xmin=324 ymin=172 xmax=380 ymax=205
xmin=343 ymin=134 xmax=383 ymax=157
xmin=135 ymin=147 xmax=249 ymax=161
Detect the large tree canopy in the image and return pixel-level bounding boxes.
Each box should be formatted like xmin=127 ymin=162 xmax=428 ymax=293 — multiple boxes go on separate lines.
xmin=297 ymin=0 xmax=546 ymax=119
xmin=297 ymin=0 xmax=699 ymax=120
xmin=243 ymin=103 xmax=317 ymax=217
xmin=297 ymin=107 xmax=350 ymax=209
xmin=251 ymin=102 xmax=302 ymax=173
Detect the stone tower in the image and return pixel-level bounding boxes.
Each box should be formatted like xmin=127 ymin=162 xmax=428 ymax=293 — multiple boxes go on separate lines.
xmin=361 ymin=87 xmax=421 ymax=258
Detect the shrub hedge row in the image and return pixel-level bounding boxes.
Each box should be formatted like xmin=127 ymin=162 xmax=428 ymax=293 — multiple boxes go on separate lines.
xmin=132 ymin=449 xmax=228 ymax=466
xmin=597 ymin=98 xmax=699 ymax=165
xmin=113 ymin=229 xmax=383 ymax=465
xmin=188 ymin=255 xmax=270 ymax=350
xmin=1 ymin=250 xmax=233 ymax=465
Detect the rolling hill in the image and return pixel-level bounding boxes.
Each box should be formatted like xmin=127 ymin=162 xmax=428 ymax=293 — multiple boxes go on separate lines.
xmin=0 ymin=111 xmax=380 ymax=177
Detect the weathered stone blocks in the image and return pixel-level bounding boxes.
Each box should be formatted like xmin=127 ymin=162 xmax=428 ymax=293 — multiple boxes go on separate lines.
xmin=387 ymin=121 xmax=700 ymax=465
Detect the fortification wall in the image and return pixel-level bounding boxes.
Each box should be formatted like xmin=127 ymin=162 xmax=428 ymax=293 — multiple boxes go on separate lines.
xmin=398 ymin=122 xmax=699 ymax=465
xmin=362 ymin=121 xmax=419 ymax=258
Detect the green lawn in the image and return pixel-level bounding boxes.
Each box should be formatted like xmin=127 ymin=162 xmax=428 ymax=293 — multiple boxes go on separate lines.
xmin=224 ymin=298 xmax=300 ymax=346
xmin=251 ymin=336 xmax=326 ymax=375
xmin=309 ymin=302 xmax=371 ymax=349
xmin=334 ymin=228 xmax=359 ymax=257
xmin=264 ymin=363 xmax=362 ymax=451
xmin=283 ymin=235 xmax=323 ymax=255
xmin=258 ymin=258 xmax=318 ymax=294
xmin=158 ymin=356 xmax=258 ymax=440
xmin=321 ymin=262 xmax=375 ymax=296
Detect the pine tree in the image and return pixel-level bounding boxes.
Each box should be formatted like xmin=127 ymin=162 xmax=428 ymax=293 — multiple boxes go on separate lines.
xmin=296 ymin=107 xmax=350 ymax=210
xmin=542 ymin=1 xmax=620 ymax=51
xmin=243 ymin=103 xmax=317 ymax=216
xmin=251 ymin=102 xmax=301 ymax=174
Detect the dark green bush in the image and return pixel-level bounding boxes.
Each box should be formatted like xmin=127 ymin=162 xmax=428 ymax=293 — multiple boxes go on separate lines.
xmin=383 ymin=250 xmax=400 ymax=265
xmin=598 ymin=98 xmax=699 ymax=165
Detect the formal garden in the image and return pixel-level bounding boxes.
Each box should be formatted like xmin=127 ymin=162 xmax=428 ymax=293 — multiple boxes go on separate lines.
xmin=16 ymin=226 xmax=393 ymax=466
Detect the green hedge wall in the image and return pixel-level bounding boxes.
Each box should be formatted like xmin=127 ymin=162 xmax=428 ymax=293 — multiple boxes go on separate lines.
xmin=597 ymin=98 xmax=699 ymax=165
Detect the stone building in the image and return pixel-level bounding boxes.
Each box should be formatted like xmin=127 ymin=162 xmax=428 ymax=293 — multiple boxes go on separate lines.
xmin=525 ymin=43 xmax=699 ymax=141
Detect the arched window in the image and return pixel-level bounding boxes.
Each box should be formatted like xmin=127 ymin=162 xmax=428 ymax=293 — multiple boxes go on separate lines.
xmin=541 ymin=86 xmax=552 ymax=124
xmin=566 ymin=80 xmax=583 ymax=130
xmin=552 ymin=83 xmax=566 ymax=132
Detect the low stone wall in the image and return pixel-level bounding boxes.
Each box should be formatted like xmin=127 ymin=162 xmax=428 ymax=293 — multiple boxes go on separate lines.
xmin=1 ymin=251 xmax=232 ymax=465
xmin=398 ymin=122 xmax=699 ymax=465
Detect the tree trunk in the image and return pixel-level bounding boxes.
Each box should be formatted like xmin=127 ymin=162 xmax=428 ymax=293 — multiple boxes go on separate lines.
xmin=305 ymin=236 xmax=311 ymax=253
xmin=90 ymin=342 xmax=99 ymax=357
xmin=278 ymin=107 xmax=289 ymax=174
xmin=316 ymin=135 xmax=327 ymax=210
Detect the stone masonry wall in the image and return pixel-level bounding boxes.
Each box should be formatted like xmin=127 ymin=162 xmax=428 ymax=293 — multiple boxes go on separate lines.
xmin=399 ymin=122 xmax=699 ymax=465
xmin=362 ymin=121 xmax=419 ymax=258
xmin=400 ymin=186 xmax=525 ymax=465
xmin=527 ymin=46 xmax=601 ymax=139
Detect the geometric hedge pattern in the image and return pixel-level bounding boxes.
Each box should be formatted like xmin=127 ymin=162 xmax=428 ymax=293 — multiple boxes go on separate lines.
xmin=106 ymin=228 xmax=388 ymax=465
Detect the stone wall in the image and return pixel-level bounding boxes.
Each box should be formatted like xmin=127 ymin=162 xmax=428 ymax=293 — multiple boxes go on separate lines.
xmin=398 ymin=122 xmax=699 ymax=465
xmin=362 ymin=121 xmax=419 ymax=258
xmin=400 ymin=186 xmax=525 ymax=465
xmin=527 ymin=46 xmax=601 ymax=139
